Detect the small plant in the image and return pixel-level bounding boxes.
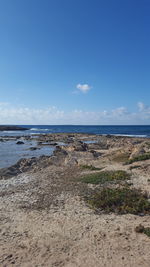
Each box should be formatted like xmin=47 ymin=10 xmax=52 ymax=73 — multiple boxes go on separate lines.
xmin=85 ymin=187 xmax=150 ymax=215
xmin=80 ymin=165 xmax=102 ymax=171
xmin=135 ymin=224 xmax=150 ymax=237
xmin=143 ymin=227 xmax=150 ymax=237
xmin=125 ymin=153 xmax=150 ymax=164
xmin=81 ymin=170 xmax=130 ymax=184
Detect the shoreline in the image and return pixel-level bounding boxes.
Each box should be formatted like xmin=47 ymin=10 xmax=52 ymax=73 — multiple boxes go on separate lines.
xmin=0 ymin=133 xmax=150 ymax=170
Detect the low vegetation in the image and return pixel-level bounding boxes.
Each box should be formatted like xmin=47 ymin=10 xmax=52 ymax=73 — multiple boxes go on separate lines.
xmin=86 ymin=187 xmax=150 ymax=215
xmin=125 ymin=153 xmax=150 ymax=164
xmin=135 ymin=224 xmax=150 ymax=237
xmin=80 ymin=165 xmax=102 ymax=171
xmin=81 ymin=170 xmax=130 ymax=184
xmin=112 ymin=152 xmax=129 ymax=163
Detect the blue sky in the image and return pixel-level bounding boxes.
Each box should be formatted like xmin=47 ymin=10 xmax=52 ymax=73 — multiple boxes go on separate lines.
xmin=0 ymin=0 xmax=150 ymax=124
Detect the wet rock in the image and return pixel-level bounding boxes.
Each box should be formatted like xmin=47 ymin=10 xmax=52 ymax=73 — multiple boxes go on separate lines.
xmin=38 ymin=141 xmax=43 ymax=145
xmin=16 ymin=141 xmax=24 ymax=145
xmin=49 ymin=142 xmax=58 ymax=146
xmin=29 ymin=147 xmax=39 ymax=151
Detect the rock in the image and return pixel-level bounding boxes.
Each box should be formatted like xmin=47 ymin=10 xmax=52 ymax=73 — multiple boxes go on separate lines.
xmin=16 ymin=141 xmax=24 ymax=145
xmin=53 ymin=146 xmax=68 ymax=157
xmin=90 ymin=150 xmax=102 ymax=158
xmin=29 ymin=147 xmax=39 ymax=151
xmin=72 ymin=142 xmax=88 ymax=152
xmin=0 ymin=156 xmax=52 ymax=179
xmin=49 ymin=142 xmax=58 ymax=146
xmin=106 ymin=134 xmax=112 ymax=138
xmin=129 ymin=145 xmax=146 ymax=159
xmin=64 ymin=157 xmax=78 ymax=166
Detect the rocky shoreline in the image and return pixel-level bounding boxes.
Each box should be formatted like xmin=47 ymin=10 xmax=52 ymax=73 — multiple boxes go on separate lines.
xmin=0 ymin=133 xmax=150 ymax=266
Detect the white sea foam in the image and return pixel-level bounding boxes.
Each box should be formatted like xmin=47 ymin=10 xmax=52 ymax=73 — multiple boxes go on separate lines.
xmin=112 ymin=134 xmax=147 ymax=138
xmin=3 ymin=130 xmax=20 ymax=133
xmin=30 ymin=128 xmax=49 ymax=131
xmin=101 ymin=134 xmax=147 ymax=138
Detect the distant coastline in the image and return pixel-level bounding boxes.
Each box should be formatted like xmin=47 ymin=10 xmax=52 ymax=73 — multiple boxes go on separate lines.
xmin=0 ymin=125 xmax=29 ymax=131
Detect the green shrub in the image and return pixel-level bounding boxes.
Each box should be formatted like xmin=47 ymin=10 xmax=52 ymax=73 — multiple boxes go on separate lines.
xmin=80 ymin=165 xmax=102 ymax=171
xmin=86 ymin=187 xmax=150 ymax=215
xmin=126 ymin=153 xmax=150 ymax=164
xmin=81 ymin=170 xmax=130 ymax=184
xmin=144 ymin=227 xmax=150 ymax=237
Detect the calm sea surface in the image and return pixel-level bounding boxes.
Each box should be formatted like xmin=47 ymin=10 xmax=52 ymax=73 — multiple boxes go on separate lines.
xmin=0 ymin=125 xmax=150 ymax=168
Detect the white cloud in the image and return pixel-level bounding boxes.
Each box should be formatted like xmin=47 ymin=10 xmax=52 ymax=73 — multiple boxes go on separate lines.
xmin=76 ymin=83 xmax=91 ymax=93
xmin=138 ymin=102 xmax=146 ymax=112
xmin=0 ymin=102 xmax=9 ymax=107
xmin=112 ymin=107 xmax=128 ymax=116
xmin=137 ymin=102 xmax=150 ymax=114
xmin=0 ymin=102 xmax=150 ymax=125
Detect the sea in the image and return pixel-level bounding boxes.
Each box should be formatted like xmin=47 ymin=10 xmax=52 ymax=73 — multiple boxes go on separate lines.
xmin=0 ymin=125 xmax=150 ymax=169
xmin=0 ymin=125 xmax=150 ymax=137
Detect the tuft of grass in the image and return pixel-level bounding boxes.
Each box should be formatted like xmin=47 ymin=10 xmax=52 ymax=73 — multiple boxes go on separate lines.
xmin=86 ymin=187 xmax=150 ymax=215
xmin=125 ymin=153 xmax=150 ymax=164
xmin=144 ymin=227 xmax=150 ymax=237
xmin=80 ymin=165 xmax=102 ymax=171
xmin=81 ymin=170 xmax=130 ymax=184
xmin=135 ymin=224 xmax=150 ymax=237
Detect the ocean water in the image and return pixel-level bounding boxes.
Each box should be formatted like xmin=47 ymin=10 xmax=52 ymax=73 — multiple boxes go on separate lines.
xmin=0 ymin=125 xmax=150 ymax=137
xmin=0 ymin=139 xmax=55 ymax=168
